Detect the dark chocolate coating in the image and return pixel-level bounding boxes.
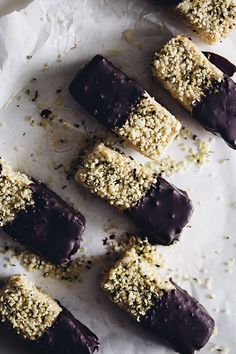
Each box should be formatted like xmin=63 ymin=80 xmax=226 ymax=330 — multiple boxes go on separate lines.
xmin=125 ymin=177 xmax=193 ymax=245
xmin=35 ymin=307 xmax=99 ymax=354
xmin=3 ymin=180 xmax=86 ymax=265
xmin=203 ymin=52 xmax=236 ymax=77
xmin=69 ymin=55 xmax=145 ymax=129
xmin=140 ymin=282 xmax=215 ymax=354
xmin=193 ymin=75 xmax=236 ymax=149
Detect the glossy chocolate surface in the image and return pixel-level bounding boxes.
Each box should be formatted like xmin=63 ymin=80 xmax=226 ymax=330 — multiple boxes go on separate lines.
xmin=203 ymin=52 xmax=236 ymax=77
xmin=125 ymin=177 xmax=193 ymax=245
xmin=36 ymin=307 xmax=99 ymax=354
xmin=141 ymin=282 xmax=215 ymax=354
xmin=4 ymin=180 xmax=86 ymax=265
xmin=193 ymin=75 xmax=236 ymax=149
xmin=69 ymin=55 xmax=145 ymax=129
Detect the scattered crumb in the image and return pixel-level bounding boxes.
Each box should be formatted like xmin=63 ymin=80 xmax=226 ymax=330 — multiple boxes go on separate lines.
xmin=106 ymin=49 xmax=122 ymax=58
xmin=123 ymin=29 xmax=134 ymax=44
xmin=46 ymin=14 xmax=53 ymax=22
xmin=219 ymin=159 xmax=230 ymax=164
xmin=57 ymin=54 xmax=64 ymax=62
xmin=224 ymin=257 xmax=235 ymax=273
xmin=223 ymin=235 xmax=231 ymax=240
xmin=70 ymin=43 xmax=78 ymax=50
xmin=220 ymin=307 xmax=231 ymax=316
xmin=200 ymin=267 xmax=208 ymax=274
xmin=217 ymin=196 xmax=223 ymax=202
xmin=43 ymin=63 xmax=49 ymax=71
xmin=203 ymin=277 xmax=213 ymax=290
xmin=146 ymin=126 xmax=213 ymax=177
xmin=212 ymin=327 xmax=218 ymax=337
xmin=1 ymin=246 xmax=94 ymax=282
xmin=31 ymin=90 xmax=39 ymax=102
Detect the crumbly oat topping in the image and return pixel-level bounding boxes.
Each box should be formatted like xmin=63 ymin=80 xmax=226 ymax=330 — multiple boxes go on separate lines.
xmin=0 ymin=275 xmax=61 ymax=340
xmin=176 ymin=0 xmax=236 ymax=44
xmin=0 ymin=158 xmax=34 ymax=226
xmin=75 ymin=143 xmax=156 ymax=210
xmin=117 ymin=92 xmax=181 ymax=159
xmin=101 ymin=240 xmax=173 ymax=320
xmin=152 ymin=35 xmax=223 ymax=112
xmin=9 ymin=249 xmax=90 ymax=282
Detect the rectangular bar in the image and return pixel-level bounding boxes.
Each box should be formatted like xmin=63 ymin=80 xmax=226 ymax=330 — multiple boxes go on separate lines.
xmin=0 ymin=275 xmax=99 ymax=354
xmin=0 ymin=158 xmax=85 ymax=264
xmin=69 ymin=55 xmax=181 ymax=159
xmin=75 ymin=142 xmax=193 ymax=245
xmin=101 ymin=240 xmax=215 ymax=354
xmin=152 ymin=35 xmax=236 ymax=149
xmin=173 ymin=0 xmax=236 ymax=44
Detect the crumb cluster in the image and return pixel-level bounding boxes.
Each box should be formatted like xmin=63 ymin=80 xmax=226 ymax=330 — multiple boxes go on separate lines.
xmin=145 ymin=126 xmax=213 ymax=177
xmin=0 ymin=158 xmax=34 ymax=226
xmin=152 ymin=35 xmax=223 ymax=112
xmin=75 ymin=143 xmax=156 ymax=209
xmin=0 ymin=275 xmax=61 ymax=340
xmin=176 ymin=0 xmax=236 ymax=44
xmin=101 ymin=239 xmax=173 ymax=320
xmin=117 ymin=92 xmax=181 ymax=159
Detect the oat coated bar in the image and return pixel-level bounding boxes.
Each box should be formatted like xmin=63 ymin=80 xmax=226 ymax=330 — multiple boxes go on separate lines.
xmin=75 ymin=142 xmax=193 ymax=245
xmin=152 ymin=35 xmax=236 ymax=149
xmin=0 ymin=275 xmax=99 ymax=354
xmin=101 ymin=240 xmax=215 ymax=354
xmin=69 ymin=55 xmax=181 ymax=159
xmin=166 ymin=0 xmax=236 ymax=44
xmin=0 ymin=158 xmax=85 ymax=264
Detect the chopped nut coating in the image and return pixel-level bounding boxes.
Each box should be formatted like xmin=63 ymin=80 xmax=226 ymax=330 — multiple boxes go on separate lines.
xmin=118 ymin=93 xmax=181 ymax=159
xmin=152 ymin=35 xmax=223 ymax=112
xmin=75 ymin=143 xmax=156 ymax=210
xmin=176 ymin=0 xmax=236 ymax=44
xmin=101 ymin=240 xmax=173 ymax=320
xmin=0 ymin=158 xmax=34 ymax=227
xmin=0 ymin=275 xmax=62 ymax=340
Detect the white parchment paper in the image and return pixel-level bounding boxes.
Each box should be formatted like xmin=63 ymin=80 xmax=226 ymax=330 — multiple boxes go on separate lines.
xmin=0 ymin=1 xmax=235 ymax=353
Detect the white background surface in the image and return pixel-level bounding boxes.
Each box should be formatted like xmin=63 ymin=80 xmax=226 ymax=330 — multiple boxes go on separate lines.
xmin=0 ymin=1 xmax=235 ymax=354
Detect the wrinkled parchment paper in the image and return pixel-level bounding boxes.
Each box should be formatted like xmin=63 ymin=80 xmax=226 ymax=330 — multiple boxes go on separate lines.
xmin=0 ymin=0 xmax=235 ymax=353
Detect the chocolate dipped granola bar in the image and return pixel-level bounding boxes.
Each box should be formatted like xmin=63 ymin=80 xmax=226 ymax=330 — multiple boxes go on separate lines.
xmin=101 ymin=240 xmax=215 ymax=354
xmin=75 ymin=142 xmax=193 ymax=245
xmin=167 ymin=0 xmax=236 ymax=44
xmin=0 ymin=158 xmax=85 ymax=264
xmin=69 ymin=55 xmax=181 ymax=159
xmin=0 ymin=275 xmax=99 ymax=354
xmin=152 ymin=35 xmax=236 ymax=149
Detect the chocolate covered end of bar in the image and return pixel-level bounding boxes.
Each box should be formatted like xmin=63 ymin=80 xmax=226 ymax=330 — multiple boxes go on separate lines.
xmin=193 ymin=75 xmax=236 ymax=149
xmin=69 ymin=55 xmax=145 ymax=129
xmin=141 ymin=282 xmax=215 ymax=354
xmin=125 ymin=177 xmax=193 ymax=245
xmin=203 ymin=52 xmax=236 ymax=78
xmin=36 ymin=306 xmax=99 ymax=354
xmin=4 ymin=180 xmax=86 ymax=265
